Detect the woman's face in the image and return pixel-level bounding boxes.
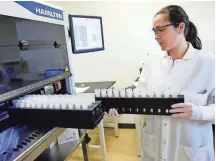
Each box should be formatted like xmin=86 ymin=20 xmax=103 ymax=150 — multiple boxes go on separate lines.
xmin=153 ymin=13 xmax=181 ymax=51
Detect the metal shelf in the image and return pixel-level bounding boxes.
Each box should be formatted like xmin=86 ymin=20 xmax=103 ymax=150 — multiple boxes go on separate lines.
xmin=0 ymin=71 xmax=72 ymax=104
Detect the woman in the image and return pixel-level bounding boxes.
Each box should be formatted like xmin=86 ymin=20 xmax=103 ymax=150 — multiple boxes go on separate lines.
xmin=108 ymin=5 xmax=215 ymax=161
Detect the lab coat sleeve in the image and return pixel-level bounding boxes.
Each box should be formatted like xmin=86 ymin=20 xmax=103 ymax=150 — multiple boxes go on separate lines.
xmin=199 ymin=89 xmax=215 ymax=123
xmin=192 ymin=58 xmax=215 ymax=123
xmin=192 ymin=89 xmax=215 ymax=123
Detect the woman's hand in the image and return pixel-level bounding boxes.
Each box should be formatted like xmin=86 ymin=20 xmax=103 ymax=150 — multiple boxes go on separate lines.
xmin=169 ymin=103 xmax=193 ymax=119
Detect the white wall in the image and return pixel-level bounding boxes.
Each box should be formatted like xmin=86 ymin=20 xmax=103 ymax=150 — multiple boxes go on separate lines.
xmin=50 ymin=1 xmax=215 ymax=86
xmin=50 ymin=1 xmax=215 ymax=124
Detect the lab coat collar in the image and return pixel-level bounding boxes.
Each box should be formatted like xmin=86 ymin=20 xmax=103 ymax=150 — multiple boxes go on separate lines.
xmin=162 ymin=42 xmax=196 ymax=60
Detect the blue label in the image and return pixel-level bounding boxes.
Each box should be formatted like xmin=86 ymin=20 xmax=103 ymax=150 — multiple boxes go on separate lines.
xmin=15 ymin=1 xmax=64 ymax=21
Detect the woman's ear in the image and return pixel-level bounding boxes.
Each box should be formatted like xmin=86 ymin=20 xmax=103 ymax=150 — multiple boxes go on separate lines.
xmin=178 ymin=22 xmax=185 ymax=34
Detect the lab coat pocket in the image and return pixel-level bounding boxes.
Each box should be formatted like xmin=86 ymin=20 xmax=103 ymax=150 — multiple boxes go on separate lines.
xmin=174 ymin=144 xmax=213 ymax=161
xmin=142 ymin=128 xmax=158 ymax=159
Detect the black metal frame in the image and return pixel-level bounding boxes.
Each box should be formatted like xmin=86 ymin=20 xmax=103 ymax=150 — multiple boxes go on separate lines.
xmin=8 ymin=101 xmax=104 ymax=129
xmin=96 ymin=96 xmax=184 ymax=116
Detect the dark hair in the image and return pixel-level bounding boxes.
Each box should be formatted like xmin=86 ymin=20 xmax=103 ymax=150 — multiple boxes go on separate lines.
xmin=155 ymin=5 xmax=202 ymax=50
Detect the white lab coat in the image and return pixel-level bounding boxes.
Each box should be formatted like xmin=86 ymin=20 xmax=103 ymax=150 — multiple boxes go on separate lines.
xmin=138 ymin=43 xmax=215 ymax=161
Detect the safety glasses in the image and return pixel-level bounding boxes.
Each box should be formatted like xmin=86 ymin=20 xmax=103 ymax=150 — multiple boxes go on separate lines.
xmin=152 ymin=23 xmax=179 ymax=35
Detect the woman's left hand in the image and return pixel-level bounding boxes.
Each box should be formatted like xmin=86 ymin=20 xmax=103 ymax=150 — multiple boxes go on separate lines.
xmin=169 ymin=103 xmax=193 ymax=119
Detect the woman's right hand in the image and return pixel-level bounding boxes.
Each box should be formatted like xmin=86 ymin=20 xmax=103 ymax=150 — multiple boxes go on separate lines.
xmin=107 ymin=108 xmax=119 ymax=117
